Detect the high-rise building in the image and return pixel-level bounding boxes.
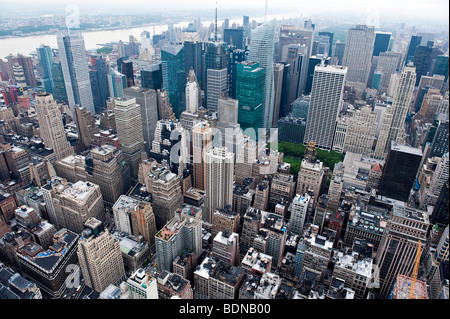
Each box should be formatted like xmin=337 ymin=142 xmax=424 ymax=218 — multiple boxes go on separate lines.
xmin=374 ymin=65 xmax=416 ymax=159
xmin=272 ymin=62 xmax=285 ymax=126
xmin=432 ymin=55 xmax=449 ymax=81
xmin=376 ymin=52 xmax=401 ymax=92
xmin=228 ymin=48 xmax=248 ymax=99
xmin=343 ymin=106 xmax=378 ymax=156
xmin=37 ymin=45 xmax=55 ymax=94
xmin=78 ymin=218 xmax=126 ymax=293
xmin=318 ymin=31 xmax=334 ymax=57
xmin=34 ymin=93 xmax=73 ymax=161
xmin=114 ymin=97 xmax=145 ymax=179
xmin=145 ymin=164 xmax=183 ymax=228
xmin=192 ymin=121 xmax=213 ymax=191
xmin=155 ymin=209 xmax=202 ymax=272
xmin=334 ymin=42 xmax=346 ymax=66
xmin=236 ymin=61 xmax=265 ymax=135
xmin=184 ymin=41 xmax=203 ymax=87
xmin=59 ymin=180 xmax=105 ymax=234
xmin=372 ymin=32 xmax=391 ymax=57
xmin=50 ymin=61 xmax=68 ymax=102
xmin=161 ymin=45 xmax=186 ymax=118
xmin=57 ymin=31 xmax=95 ymax=113
xmin=206 ymin=68 xmax=228 ymax=114
xmin=405 ymin=35 xmax=422 ymax=65
xmin=124 ymin=87 xmax=158 ymax=152
xmin=89 ymin=55 xmax=109 ymax=113
xmin=204 ymin=147 xmax=234 ymax=225
xmin=85 ymin=144 xmax=131 ymax=207
xmin=284 ymin=44 xmax=309 ymax=106
xmin=249 ymin=20 xmax=276 ymax=128
xmin=224 ymin=28 xmax=244 ymax=49
xmin=414 ymin=45 xmax=433 ymax=86
xmin=202 ymin=41 xmax=229 ymax=93
xmin=212 ymin=231 xmax=240 ymax=266
xmin=121 ymin=60 xmax=135 ymax=87
xmin=342 ymin=25 xmax=375 ymax=90
xmin=7 ymin=53 xmax=36 ymax=88
xmin=375 ymin=205 xmax=429 ymax=298
xmin=107 ymin=70 xmax=127 ymax=98
xmin=295 ymin=142 xmax=324 ymax=206
xmin=304 ymin=64 xmax=347 ymax=150
xmin=290 ymin=193 xmax=311 ymax=235
xmin=141 ymin=63 xmax=163 ymax=91
xmin=379 ymin=141 xmax=423 ymax=202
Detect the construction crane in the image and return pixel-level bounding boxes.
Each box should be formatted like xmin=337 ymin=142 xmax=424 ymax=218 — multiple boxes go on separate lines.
xmin=408 ymin=240 xmax=422 ymax=299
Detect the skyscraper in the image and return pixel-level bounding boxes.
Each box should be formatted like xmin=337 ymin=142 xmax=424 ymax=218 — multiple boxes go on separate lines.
xmin=379 ymin=141 xmax=423 ymax=202
xmin=248 ymin=19 xmax=276 ymax=128
xmin=318 ymin=31 xmax=334 ymax=57
xmin=304 ymin=64 xmax=347 ymax=150
xmin=413 ymin=45 xmax=433 ymax=86
xmin=372 ymin=32 xmax=391 ymax=57
xmin=204 ymin=147 xmax=234 ymax=225
xmin=192 ymin=121 xmax=212 ymax=191
xmin=206 ymin=68 xmax=228 ymax=114
xmin=405 ymin=35 xmax=422 ymax=65
xmin=236 ymin=61 xmax=265 ymax=135
xmin=141 ymin=63 xmax=163 ymax=91
xmin=342 ymin=25 xmax=375 ymax=90
xmin=161 ymin=45 xmax=186 ymax=118
xmin=34 ymin=92 xmax=73 ymax=161
xmin=36 ymin=45 xmax=55 ymax=94
xmin=375 ymin=205 xmax=429 ymax=298
xmin=124 ymin=87 xmax=159 ymax=152
xmin=78 ymin=218 xmax=126 ymax=293
xmin=114 ymin=97 xmax=145 ymax=179
xmin=57 ymin=31 xmax=95 ymax=114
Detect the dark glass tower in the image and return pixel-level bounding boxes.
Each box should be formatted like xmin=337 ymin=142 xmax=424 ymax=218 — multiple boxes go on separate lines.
xmin=372 ymin=32 xmax=391 ymax=57
xmin=184 ymin=41 xmax=203 ymax=86
xmin=121 ymin=60 xmax=135 ymax=87
xmin=432 ymin=55 xmax=449 ymax=81
xmin=202 ymin=41 xmax=229 ymax=91
xmin=334 ymin=42 xmax=345 ymax=66
xmin=223 ymin=28 xmax=244 ymax=50
xmin=379 ymin=142 xmax=423 ymax=202
xmin=228 ymin=47 xmax=248 ymax=99
xmin=161 ymin=45 xmax=186 ymax=118
xmin=414 ymin=45 xmax=433 ymax=85
xmin=51 ymin=61 xmax=68 ymax=103
xmin=141 ymin=63 xmax=163 ymax=91
xmin=406 ymin=35 xmax=422 ymax=65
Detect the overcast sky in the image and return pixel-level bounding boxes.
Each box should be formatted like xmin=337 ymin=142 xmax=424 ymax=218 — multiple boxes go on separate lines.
xmin=1 ymin=0 xmax=448 ymax=25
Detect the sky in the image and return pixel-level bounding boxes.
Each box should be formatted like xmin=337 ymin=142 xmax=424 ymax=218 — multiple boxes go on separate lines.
xmin=0 ymin=0 xmax=448 ymax=26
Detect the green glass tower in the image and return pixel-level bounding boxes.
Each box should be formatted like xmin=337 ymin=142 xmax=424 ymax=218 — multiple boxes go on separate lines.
xmin=236 ymin=61 xmax=265 ymax=138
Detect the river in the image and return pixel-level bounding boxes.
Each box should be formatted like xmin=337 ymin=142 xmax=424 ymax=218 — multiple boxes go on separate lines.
xmin=0 ymin=13 xmax=292 ymax=58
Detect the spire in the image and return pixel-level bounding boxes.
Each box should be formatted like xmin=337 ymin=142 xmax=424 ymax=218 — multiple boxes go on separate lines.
xmin=215 ymin=0 xmax=218 ymax=42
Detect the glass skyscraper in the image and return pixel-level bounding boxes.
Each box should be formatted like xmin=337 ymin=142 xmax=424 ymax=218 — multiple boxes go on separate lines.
xmin=236 ymin=61 xmax=265 ymax=136
xmin=161 ymin=45 xmax=186 ymax=118
xmin=36 ymin=45 xmax=54 ymax=94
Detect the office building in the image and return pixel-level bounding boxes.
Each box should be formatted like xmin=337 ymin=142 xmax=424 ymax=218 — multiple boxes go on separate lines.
xmin=342 ymin=25 xmax=375 ymax=90
xmin=432 ymin=55 xmax=449 ymax=81
xmin=161 ymin=45 xmax=185 ymax=118
xmin=236 ymin=61 xmax=265 ymax=135
xmin=379 ymin=141 xmax=422 ymax=202
xmin=376 ymin=52 xmax=401 ymax=92
xmin=204 ymin=147 xmax=234 ymax=225
xmin=372 ymin=32 xmax=391 ymax=57
xmin=192 ymin=121 xmax=212 ymax=191
xmin=343 ymin=106 xmax=378 ymax=156
xmin=155 ymin=209 xmax=202 ymax=272
xmin=0 ymin=228 xmax=79 ymax=298
xmin=414 ymin=45 xmax=432 ymax=86
xmin=36 ymin=45 xmax=55 ymax=94
xmin=211 ymin=205 xmax=240 ymax=241
xmin=157 ymin=270 xmax=193 ymax=299
xmin=126 ymin=268 xmax=158 ymax=299
xmin=78 ymin=218 xmax=126 ymax=293
xmin=141 ymin=63 xmax=163 ymax=91
xmin=58 ymin=180 xmax=105 ymax=234
xmin=107 ymin=70 xmax=127 ymax=98
xmin=114 ymin=97 xmax=145 ymax=179
xmin=34 ymin=93 xmax=73 ymax=161
xmin=145 ymin=165 xmax=183 ymax=228
xmin=290 ymin=193 xmax=311 ymax=235
xmin=228 ymin=48 xmax=248 ymax=99
xmin=212 ymin=231 xmax=240 ymax=266
xmin=405 ymin=35 xmax=422 ymax=64
xmin=304 ymin=64 xmax=347 ymax=150
xmin=375 ymin=205 xmax=429 ymax=298
xmin=124 ymin=87 xmax=158 ymax=152
xmin=224 ymin=28 xmax=244 ymax=49
xmin=206 ymin=68 xmax=228 ymax=114
xmin=203 ymin=41 xmax=228 ymax=93
xmin=57 ymin=31 xmax=95 ymax=113
xmin=248 ymin=20 xmax=276 ymax=128
xmin=268 ymin=173 xmax=295 ymax=209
